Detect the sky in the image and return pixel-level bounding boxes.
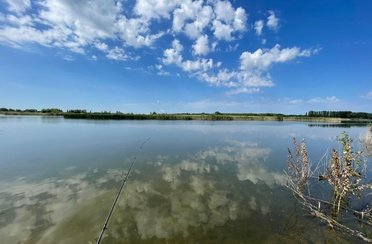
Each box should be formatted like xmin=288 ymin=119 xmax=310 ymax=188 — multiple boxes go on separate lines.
xmin=0 ymin=0 xmax=371 ymax=114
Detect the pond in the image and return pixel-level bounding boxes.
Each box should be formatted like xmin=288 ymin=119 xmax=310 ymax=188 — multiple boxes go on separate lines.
xmin=0 ymin=116 xmax=370 ymax=243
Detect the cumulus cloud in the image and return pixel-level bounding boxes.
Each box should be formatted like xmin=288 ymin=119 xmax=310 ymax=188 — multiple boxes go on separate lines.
xmin=170 ymin=0 xmax=246 ymax=41
xmin=182 ymin=58 xmax=214 ymax=72
xmin=134 ymin=0 xmax=179 ymax=20
xmin=172 ymin=0 xmax=201 ymax=33
xmin=0 ymin=0 xmax=165 ymax=54
xmin=267 ymin=10 xmax=279 ymax=30
xmin=115 ymin=16 xmax=164 ymax=48
xmin=163 ymin=43 xmax=316 ymax=94
xmin=163 ymin=39 xmax=215 ymax=72
xmin=0 ymin=0 xmax=317 ymax=95
xmin=173 ymin=1 xmax=213 ymax=39
xmin=94 ymin=41 xmax=129 ymax=60
xmin=211 ymin=2 xmax=247 ymax=41
xmin=0 ymin=0 xmax=119 ymax=52
xmin=254 ymin=20 xmax=264 ymax=36
xmin=193 ymin=34 xmax=210 ymax=56
xmin=193 ymin=44 xmax=315 ymax=94
xmin=212 ymin=20 xmax=233 ymax=41
xmin=105 ymin=46 xmax=128 ymax=61
xmin=240 ymin=44 xmax=312 ymax=71
xmin=163 ymin=39 xmax=184 ymax=66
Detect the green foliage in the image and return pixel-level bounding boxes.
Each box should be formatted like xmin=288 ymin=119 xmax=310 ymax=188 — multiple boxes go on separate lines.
xmin=64 ymin=112 xmax=194 ymax=120
xmin=41 ymin=108 xmax=63 ymax=114
xmin=0 ymin=107 xmax=371 ymax=121
xmin=67 ymin=109 xmax=87 ymax=113
xmin=308 ymin=110 xmax=372 ymax=119
xmin=24 ymin=109 xmax=38 ymax=112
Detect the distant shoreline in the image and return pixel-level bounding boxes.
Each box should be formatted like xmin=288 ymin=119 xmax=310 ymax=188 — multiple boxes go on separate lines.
xmin=1 ymin=110 xmax=371 ymax=123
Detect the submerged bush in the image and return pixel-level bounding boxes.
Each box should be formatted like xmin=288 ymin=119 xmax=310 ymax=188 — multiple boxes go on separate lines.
xmin=286 ymin=131 xmax=372 ymax=242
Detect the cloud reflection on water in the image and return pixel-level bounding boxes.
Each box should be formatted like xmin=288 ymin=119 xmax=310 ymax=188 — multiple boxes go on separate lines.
xmin=0 ymin=140 xmax=285 ymax=243
xmin=109 ymin=140 xmax=285 ymax=240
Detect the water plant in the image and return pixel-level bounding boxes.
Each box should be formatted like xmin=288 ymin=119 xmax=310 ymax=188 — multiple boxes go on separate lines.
xmin=286 ymin=132 xmax=372 ymax=242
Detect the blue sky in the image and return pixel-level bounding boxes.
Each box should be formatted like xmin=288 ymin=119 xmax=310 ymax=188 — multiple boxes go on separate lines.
xmin=0 ymin=0 xmax=371 ymax=114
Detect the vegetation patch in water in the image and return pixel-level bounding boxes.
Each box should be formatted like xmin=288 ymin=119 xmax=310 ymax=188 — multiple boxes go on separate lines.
xmin=287 ymin=131 xmax=372 ymax=242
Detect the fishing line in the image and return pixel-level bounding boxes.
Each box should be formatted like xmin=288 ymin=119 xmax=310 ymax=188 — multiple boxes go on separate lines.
xmin=96 ymin=137 xmax=151 ymax=244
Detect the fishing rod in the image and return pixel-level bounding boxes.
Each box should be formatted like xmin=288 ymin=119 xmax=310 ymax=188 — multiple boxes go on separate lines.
xmin=96 ymin=137 xmax=151 ymax=244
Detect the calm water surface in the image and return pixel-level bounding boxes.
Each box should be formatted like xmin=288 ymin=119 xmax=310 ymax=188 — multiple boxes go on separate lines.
xmin=0 ymin=116 xmax=370 ymax=243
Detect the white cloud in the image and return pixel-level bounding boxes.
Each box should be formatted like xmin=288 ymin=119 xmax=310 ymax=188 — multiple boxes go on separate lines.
xmin=226 ymin=87 xmax=260 ymax=95
xmin=362 ymin=91 xmax=372 ymax=100
xmin=2 ymin=13 xmax=32 ymax=26
xmin=212 ymin=20 xmax=234 ymax=41
xmin=267 ymin=10 xmax=279 ymax=30
xmin=195 ymin=44 xmax=315 ymax=94
xmin=162 ymin=43 xmax=315 ymax=95
xmin=172 ymin=1 xmax=214 ymax=39
xmin=240 ymin=44 xmax=313 ymax=71
xmin=182 ymin=58 xmax=214 ymax=72
xmin=0 ymin=1 xmax=319 ymax=97
xmin=5 ymin=0 xmax=31 ymax=13
xmin=39 ymin=0 xmax=120 ymax=40
xmin=170 ymin=0 xmax=246 ymax=41
xmin=308 ymin=96 xmax=340 ymax=103
xmin=200 ymin=69 xmax=236 ymax=87
xmin=0 ymin=0 xmax=120 ymax=53
xmin=192 ymin=34 xmax=210 ymax=56
xmin=236 ymin=71 xmax=274 ymax=87
xmin=288 ymin=99 xmax=303 ymax=105
xmin=233 ymin=7 xmax=247 ymax=31
xmin=116 ymin=16 xmax=164 ymax=48
xmin=211 ymin=0 xmax=247 ymax=41
xmin=94 ymin=41 xmax=129 ymax=60
xmin=63 ymin=55 xmax=74 ymax=61
xmin=94 ymin=41 xmax=109 ymax=51
xmin=254 ymin=20 xmax=264 ymax=36
xmin=0 ymin=0 xmax=165 ymax=54
xmin=163 ymin=39 xmax=215 ymax=72
xmin=172 ymin=1 xmax=199 ymax=32
xmin=184 ymin=4 xmax=214 ymax=39
xmin=155 ymin=64 xmax=170 ymax=76
xmin=214 ymin=0 xmax=235 ymax=23
xmin=277 ymin=98 xmax=304 ymax=105
xmin=200 ymin=69 xmax=274 ymax=92
xmin=163 ymin=39 xmax=183 ymax=65
xmin=226 ymin=43 xmax=239 ymax=52
xmin=134 ymin=0 xmax=180 ymax=20
xmin=105 ymin=46 xmax=128 ymax=61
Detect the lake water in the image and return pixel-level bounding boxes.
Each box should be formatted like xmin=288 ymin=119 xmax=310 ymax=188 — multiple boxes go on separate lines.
xmin=0 ymin=116 xmax=370 ymax=243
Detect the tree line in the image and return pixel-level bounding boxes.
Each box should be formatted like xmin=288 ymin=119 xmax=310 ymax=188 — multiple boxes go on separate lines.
xmin=0 ymin=108 xmax=63 ymax=114
xmin=1 ymin=107 xmax=371 ymax=120
xmin=307 ymin=111 xmax=372 ymax=119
